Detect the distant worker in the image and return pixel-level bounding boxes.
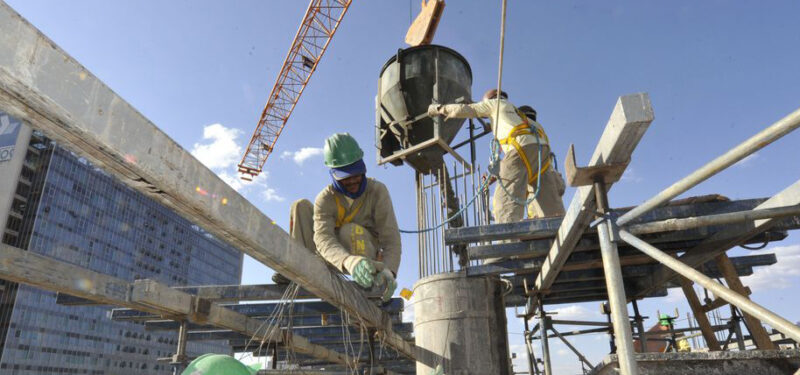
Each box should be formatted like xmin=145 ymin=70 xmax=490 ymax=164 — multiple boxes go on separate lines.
xmin=273 ymin=133 xmax=400 ymax=303
xmin=428 ymin=90 xmax=565 ymax=224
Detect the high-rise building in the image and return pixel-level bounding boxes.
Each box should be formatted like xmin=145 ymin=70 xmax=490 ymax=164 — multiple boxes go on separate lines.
xmin=0 ymin=110 xmax=244 ymax=374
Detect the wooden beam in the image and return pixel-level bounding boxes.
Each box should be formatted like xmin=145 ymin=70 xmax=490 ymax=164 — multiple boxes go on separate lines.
xmin=531 ymin=93 xmax=654 ymax=305
xmin=0 ymin=3 xmax=421 ymax=362
xmin=679 ymin=277 xmax=721 ymax=351
xmin=714 ymin=253 xmax=775 ymax=350
xmin=0 ymin=243 xmax=351 ymax=366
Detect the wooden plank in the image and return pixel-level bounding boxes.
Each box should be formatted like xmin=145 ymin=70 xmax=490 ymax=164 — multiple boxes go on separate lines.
xmin=714 ymin=253 xmax=775 ymax=350
xmin=531 ymin=93 xmax=654 ymax=300
xmin=405 ymin=0 xmax=445 ymax=46
xmin=0 ymin=3 xmax=422 ymax=362
xmin=679 ymin=277 xmax=721 ymax=351
xmin=0 ymin=243 xmax=351 ymax=366
xmin=633 ymin=179 xmax=800 ymax=299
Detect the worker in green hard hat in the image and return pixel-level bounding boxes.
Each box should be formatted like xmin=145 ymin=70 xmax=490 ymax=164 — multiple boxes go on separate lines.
xmin=181 ymin=354 xmax=260 ymax=375
xmin=273 ymin=133 xmax=400 ymax=303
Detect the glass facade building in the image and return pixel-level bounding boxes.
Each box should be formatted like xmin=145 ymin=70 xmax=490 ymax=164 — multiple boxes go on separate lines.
xmin=0 ymin=111 xmax=244 ymax=374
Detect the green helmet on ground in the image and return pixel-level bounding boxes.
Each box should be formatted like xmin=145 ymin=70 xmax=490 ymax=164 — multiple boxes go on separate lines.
xmin=181 ymin=354 xmax=260 ymax=375
xmin=324 ymin=133 xmax=364 ymax=168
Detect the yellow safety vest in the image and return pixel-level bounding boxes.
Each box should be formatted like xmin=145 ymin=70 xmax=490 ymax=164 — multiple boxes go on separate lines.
xmin=334 ymin=195 xmax=364 ymax=228
xmin=497 ymin=110 xmax=552 ymax=185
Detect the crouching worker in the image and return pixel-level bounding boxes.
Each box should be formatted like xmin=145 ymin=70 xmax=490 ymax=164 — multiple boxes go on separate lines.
xmin=273 ymin=133 xmax=400 ymax=303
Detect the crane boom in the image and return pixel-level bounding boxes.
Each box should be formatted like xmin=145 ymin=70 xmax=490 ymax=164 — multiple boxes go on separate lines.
xmin=238 ymin=0 xmax=352 ymax=180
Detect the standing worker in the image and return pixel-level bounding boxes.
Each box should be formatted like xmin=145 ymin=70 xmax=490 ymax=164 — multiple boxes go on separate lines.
xmin=428 ymin=89 xmax=565 ymax=224
xmin=273 ymin=133 xmax=400 ymax=303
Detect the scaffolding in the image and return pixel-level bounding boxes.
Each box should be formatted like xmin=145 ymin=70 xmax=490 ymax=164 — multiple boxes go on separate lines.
xmin=1 ymin=2 xmax=800 ymax=374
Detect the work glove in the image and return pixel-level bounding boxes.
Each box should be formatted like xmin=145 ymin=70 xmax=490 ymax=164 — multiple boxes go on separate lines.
xmin=374 ymin=268 xmax=398 ymax=303
xmin=427 ymin=104 xmax=442 ymax=117
xmin=428 ymin=364 xmax=444 ymax=375
xmin=343 ymin=255 xmax=377 ymax=288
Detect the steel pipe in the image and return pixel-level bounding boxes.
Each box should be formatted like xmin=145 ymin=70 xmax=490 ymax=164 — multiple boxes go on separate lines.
xmin=628 ymin=205 xmax=800 ymax=234
xmin=595 ymin=181 xmax=638 ymax=375
xmin=550 ymin=326 xmax=594 ymax=369
xmin=617 ymin=107 xmax=800 ymax=226
xmin=619 ymin=229 xmax=800 ymax=343
xmin=538 ymin=300 xmax=553 ymax=375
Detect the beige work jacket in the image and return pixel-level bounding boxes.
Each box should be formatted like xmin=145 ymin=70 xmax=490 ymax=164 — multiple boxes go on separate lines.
xmin=440 ymin=98 xmax=548 ymax=154
xmin=313 ymin=178 xmax=402 ymax=275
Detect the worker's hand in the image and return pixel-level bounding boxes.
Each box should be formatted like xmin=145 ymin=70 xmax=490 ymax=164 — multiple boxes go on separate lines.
xmin=428 ymin=364 xmax=444 ymax=375
xmin=374 ymin=268 xmax=397 ymax=303
xmin=344 ymin=256 xmax=377 ymax=288
xmin=427 ymin=104 xmax=442 ymax=117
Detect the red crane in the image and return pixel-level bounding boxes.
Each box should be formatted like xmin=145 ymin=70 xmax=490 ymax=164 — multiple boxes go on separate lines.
xmin=238 ymin=0 xmax=352 ymax=180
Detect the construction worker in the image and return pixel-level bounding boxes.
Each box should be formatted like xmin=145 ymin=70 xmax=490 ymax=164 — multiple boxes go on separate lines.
xmin=518 ymin=105 xmax=567 ymax=220
xmin=428 ymin=89 xmax=565 ymax=224
xmin=273 ymin=133 xmax=400 ymax=303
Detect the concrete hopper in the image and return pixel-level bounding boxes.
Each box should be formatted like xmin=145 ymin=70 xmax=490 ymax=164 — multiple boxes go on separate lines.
xmin=375 ymin=45 xmax=472 ymax=173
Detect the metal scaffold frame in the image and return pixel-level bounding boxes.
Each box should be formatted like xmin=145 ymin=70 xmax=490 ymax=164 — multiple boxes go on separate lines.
xmin=523 ymin=100 xmax=800 ymax=375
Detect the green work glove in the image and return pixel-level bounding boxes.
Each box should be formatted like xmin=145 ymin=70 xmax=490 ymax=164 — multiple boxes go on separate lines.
xmin=428 ymin=364 xmax=444 ymax=375
xmin=375 ymin=268 xmax=397 ymax=303
xmin=345 ymin=256 xmax=377 ymax=288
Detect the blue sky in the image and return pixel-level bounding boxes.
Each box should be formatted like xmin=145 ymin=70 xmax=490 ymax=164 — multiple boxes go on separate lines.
xmin=7 ymin=1 xmax=800 ymax=372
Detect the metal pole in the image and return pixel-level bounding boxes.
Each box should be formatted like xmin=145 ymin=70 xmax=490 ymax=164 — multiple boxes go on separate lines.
xmin=731 ymin=306 xmax=746 ymax=351
xmin=524 ymin=318 xmax=540 ymax=375
xmin=619 ymin=229 xmax=800 ymax=343
xmin=627 ymin=205 xmax=800 ymax=234
xmin=538 ymin=298 xmax=552 ymax=375
xmin=550 ymin=326 xmax=594 ymax=369
xmin=631 ymin=300 xmax=647 ymax=352
xmin=594 ymin=181 xmax=638 ymax=375
xmin=617 ymin=107 xmax=800 ymax=226
xmin=172 ymin=320 xmax=188 ymax=375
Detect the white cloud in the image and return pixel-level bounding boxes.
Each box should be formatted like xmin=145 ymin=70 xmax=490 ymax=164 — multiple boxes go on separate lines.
xmin=621 ymin=166 xmax=643 ymax=183
xmin=281 ymin=147 xmax=324 ymax=166
xmin=550 ymin=304 xmax=596 ymax=321
xmin=190 ymin=123 xmax=284 ymax=202
xmin=402 ymin=304 xmax=415 ymax=323
xmin=733 ymin=152 xmax=760 ymax=168
xmin=263 ymin=186 xmax=285 ymax=202
xmin=743 ymin=244 xmax=800 ymax=292
xmin=191 ymin=123 xmax=243 ymax=169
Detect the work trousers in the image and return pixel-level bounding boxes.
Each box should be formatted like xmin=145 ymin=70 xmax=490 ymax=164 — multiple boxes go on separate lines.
xmin=492 ymin=144 xmax=566 ymax=224
xmin=290 ymin=199 xmax=380 ymax=263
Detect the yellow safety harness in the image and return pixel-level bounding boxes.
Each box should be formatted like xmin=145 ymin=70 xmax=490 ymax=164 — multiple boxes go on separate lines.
xmin=334 ymin=195 xmax=364 ymax=228
xmin=497 ymin=109 xmax=552 ymax=185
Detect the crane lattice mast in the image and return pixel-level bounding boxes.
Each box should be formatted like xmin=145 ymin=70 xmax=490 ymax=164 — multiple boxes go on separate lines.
xmin=238 ymin=0 xmax=352 ymax=180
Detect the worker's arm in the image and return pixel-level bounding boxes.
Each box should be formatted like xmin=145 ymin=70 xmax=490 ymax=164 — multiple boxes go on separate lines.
xmin=429 ymin=99 xmax=495 ymax=119
xmin=313 ymin=189 xmax=360 ymax=274
xmin=373 ymin=182 xmax=402 ymax=276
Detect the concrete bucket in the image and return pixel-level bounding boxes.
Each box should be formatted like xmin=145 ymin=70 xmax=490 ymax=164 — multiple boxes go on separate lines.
xmin=376 ymin=45 xmax=472 ymax=173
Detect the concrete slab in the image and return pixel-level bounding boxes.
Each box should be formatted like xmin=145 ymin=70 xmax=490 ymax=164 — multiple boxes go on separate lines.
xmin=588 ymin=349 xmax=800 ymax=375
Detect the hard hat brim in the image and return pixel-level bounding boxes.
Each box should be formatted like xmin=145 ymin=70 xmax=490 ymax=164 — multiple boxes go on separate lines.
xmin=330 ymin=159 xmax=366 ymax=180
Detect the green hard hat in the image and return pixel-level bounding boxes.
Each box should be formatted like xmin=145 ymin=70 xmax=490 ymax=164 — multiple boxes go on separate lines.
xmin=324 ymin=133 xmax=364 ymax=168
xmin=658 ymin=313 xmax=672 ymax=326
xmin=181 ymin=354 xmax=260 ymax=375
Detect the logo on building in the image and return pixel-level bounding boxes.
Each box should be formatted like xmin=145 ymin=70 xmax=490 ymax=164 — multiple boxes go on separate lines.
xmin=0 ymin=112 xmax=22 ymax=163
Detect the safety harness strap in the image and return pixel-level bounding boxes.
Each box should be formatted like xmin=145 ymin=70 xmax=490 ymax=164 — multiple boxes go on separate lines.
xmin=334 ymin=195 xmax=365 ymax=228
xmin=498 ymin=115 xmax=552 ymax=184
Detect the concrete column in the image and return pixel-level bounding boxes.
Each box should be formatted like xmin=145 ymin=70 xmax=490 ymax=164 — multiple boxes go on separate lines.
xmin=413 ymin=272 xmax=511 ymax=375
